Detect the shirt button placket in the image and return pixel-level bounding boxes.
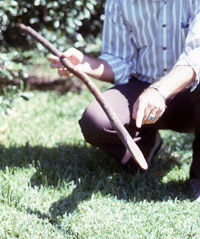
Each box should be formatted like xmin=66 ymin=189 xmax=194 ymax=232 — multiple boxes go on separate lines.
xmin=162 ymin=2 xmax=167 ymax=75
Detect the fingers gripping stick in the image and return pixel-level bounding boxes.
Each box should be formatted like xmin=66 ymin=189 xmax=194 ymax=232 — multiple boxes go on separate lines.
xmin=18 ymin=24 xmax=148 ymax=170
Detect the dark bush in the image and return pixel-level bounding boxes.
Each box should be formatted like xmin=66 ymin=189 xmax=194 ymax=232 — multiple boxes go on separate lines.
xmin=0 ymin=0 xmax=105 ymax=109
xmin=0 ymin=0 xmax=105 ymax=54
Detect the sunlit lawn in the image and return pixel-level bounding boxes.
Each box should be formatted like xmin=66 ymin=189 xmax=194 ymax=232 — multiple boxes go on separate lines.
xmin=0 ymin=87 xmax=199 ymax=239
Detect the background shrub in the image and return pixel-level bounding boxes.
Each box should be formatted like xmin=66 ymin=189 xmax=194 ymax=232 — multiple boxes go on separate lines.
xmin=0 ymin=0 xmax=105 ymax=110
xmin=0 ymin=0 xmax=105 ymax=54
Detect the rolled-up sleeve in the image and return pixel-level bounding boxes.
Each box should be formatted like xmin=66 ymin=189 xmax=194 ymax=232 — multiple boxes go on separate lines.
xmin=175 ymin=4 xmax=200 ymax=90
xmin=99 ymin=0 xmax=137 ymax=85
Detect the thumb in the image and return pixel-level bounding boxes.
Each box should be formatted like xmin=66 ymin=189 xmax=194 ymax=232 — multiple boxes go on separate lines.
xmin=62 ymin=48 xmax=75 ymax=58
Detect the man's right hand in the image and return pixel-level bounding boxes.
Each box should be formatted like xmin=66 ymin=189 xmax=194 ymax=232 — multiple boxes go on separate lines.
xmin=48 ymin=47 xmax=114 ymax=83
xmin=48 ymin=47 xmax=85 ymax=78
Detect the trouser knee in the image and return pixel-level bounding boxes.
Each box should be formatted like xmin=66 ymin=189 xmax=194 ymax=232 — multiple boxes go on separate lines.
xmin=79 ymin=113 xmax=99 ymax=146
xmin=79 ymin=101 xmax=110 ymax=146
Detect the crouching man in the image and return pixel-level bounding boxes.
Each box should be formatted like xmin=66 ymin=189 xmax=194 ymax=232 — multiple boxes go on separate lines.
xmin=48 ymin=0 xmax=200 ymax=201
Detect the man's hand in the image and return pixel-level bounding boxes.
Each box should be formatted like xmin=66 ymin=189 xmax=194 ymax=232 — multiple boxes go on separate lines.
xmin=48 ymin=47 xmax=114 ymax=83
xmin=132 ymin=88 xmax=166 ymax=128
xmin=48 ymin=47 xmax=85 ymax=77
xmin=132 ymin=65 xmax=196 ymax=128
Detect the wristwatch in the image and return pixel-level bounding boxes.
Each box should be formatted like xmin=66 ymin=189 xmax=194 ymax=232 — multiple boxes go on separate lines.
xmin=148 ymin=84 xmax=169 ymax=100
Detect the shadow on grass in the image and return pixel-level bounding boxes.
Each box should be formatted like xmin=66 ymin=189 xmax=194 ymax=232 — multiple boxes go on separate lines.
xmin=0 ymin=141 xmax=193 ymax=208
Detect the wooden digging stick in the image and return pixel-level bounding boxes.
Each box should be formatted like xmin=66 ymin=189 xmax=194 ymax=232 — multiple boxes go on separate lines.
xmin=18 ymin=24 xmax=148 ymax=170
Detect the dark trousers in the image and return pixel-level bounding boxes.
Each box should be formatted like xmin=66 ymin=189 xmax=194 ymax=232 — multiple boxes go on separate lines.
xmin=79 ymin=78 xmax=200 ymax=179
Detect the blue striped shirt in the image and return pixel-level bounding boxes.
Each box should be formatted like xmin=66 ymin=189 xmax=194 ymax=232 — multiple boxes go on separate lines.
xmin=99 ymin=0 xmax=200 ymax=87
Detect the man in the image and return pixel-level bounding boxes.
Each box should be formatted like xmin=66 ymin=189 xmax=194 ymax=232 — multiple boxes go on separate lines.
xmin=48 ymin=0 xmax=200 ymax=201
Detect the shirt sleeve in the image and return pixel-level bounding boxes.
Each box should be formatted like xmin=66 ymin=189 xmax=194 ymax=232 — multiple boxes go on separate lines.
xmin=99 ymin=0 xmax=137 ymax=85
xmin=175 ymin=3 xmax=200 ymax=90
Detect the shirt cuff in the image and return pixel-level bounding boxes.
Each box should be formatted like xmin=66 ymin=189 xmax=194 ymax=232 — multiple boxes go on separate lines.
xmin=99 ymin=53 xmax=135 ymax=85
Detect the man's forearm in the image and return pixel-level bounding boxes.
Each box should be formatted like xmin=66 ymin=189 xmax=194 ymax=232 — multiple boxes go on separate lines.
xmin=82 ymin=55 xmax=115 ymax=83
xmin=151 ymin=66 xmax=196 ymax=99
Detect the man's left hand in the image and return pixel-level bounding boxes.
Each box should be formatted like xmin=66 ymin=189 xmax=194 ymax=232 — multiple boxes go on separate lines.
xmin=132 ymin=88 xmax=166 ymax=128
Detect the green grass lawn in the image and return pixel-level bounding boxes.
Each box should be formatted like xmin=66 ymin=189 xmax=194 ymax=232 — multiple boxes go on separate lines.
xmin=0 ymin=88 xmax=199 ymax=239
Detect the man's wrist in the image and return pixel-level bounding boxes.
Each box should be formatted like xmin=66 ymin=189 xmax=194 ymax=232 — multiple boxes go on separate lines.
xmin=148 ymin=84 xmax=169 ymax=100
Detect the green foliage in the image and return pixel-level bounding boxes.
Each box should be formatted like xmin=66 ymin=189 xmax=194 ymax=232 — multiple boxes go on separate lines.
xmin=0 ymin=0 xmax=105 ymax=111
xmin=0 ymin=49 xmax=38 ymax=113
xmin=0 ymin=0 xmax=105 ymax=54
xmin=0 ymin=51 xmax=28 ymax=81
xmin=0 ymin=50 xmax=26 ymax=113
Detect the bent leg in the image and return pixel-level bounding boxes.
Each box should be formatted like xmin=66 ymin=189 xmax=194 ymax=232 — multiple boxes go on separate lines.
xmin=79 ymin=78 xmax=158 ymax=165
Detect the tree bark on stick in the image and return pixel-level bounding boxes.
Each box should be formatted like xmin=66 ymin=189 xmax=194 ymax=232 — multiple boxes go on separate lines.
xmin=18 ymin=24 xmax=148 ymax=170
